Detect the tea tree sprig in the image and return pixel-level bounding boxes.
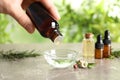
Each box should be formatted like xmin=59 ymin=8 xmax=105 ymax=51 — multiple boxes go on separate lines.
xmin=110 ymin=50 xmax=120 ymax=58
xmin=87 ymin=63 xmax=96 ymax=69
xmin=0 ymin=50 xmax=41 ymax=60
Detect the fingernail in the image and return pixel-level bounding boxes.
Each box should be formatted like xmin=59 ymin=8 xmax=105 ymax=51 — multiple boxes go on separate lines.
xmin=54 ymin=8 xmax=61 ymax=20
xmin=55 ymin=11 xmax=60 ymax=20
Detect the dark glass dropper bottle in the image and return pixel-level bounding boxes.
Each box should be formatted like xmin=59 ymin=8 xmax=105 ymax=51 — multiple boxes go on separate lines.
xmin=26 ymin=2 xmax=63 ymax=43
xmin=103 ymin=30 xmax=111 ymax=58
xmin=95 ymin=34 xmax=104 ymax=59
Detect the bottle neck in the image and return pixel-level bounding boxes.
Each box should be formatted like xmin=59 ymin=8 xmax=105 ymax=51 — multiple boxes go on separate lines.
xmin=54 ymin=35 xmax=63 ymax=45
xmin=103 ymin=39 xmax=111 ymax=45
xmin=48 ymin=21 xmax=63 ymax=42
xmin=49 ymin=29 xmax=63 ymax=42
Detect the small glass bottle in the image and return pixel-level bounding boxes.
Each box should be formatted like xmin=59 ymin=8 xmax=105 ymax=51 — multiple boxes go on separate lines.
xmin=82 ymin=33 xmax=95 ymax=62
xmin=95 ymin=34 xmax=104 ymax=59
xmin=103 ymin=30 xmax=111 ymax=58
xmin=26 ymin=2 xmax=63 ymax=43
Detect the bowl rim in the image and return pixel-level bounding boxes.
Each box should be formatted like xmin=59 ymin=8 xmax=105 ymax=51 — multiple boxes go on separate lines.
xmin=43 ymin=49 xmax=78 ymax=58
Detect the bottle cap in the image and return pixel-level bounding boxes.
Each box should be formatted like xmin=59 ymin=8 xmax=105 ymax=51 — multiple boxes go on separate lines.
xmin=103 ymin=30 xmax=111 ymax=45
xmin=85 ymin=33 xmax=94 ymax=39
xmin=95 ymin=34 xmax=104 ymax=49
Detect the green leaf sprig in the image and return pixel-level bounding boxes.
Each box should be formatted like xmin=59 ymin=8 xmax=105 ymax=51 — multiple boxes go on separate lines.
xmin=0 ymin=50 xmax=41 ymax=60
xmin=109 ymin=50 xmax=120 ymax=59
xmin=87 ymin=63 xmax=96 ymax=69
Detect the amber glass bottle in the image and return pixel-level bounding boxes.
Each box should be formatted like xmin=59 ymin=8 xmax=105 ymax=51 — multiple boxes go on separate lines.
xmin=103 ymin=30 xmax=111 ymax=58
xmin=95 ymin=34 xmax=104 ymax=59
xmin=26 ymin=2 xmax=63 ymax=43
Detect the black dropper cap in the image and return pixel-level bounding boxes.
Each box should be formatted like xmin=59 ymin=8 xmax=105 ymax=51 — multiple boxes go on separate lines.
xmin=103 ymin=30 xmax=111 ymax=45
xmin=95 ymin=34 xmax=104 ymax=49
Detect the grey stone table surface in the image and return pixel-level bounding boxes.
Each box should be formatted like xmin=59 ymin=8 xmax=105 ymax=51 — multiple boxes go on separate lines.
xmin=0 ymin=43 xmax=120 ymax=80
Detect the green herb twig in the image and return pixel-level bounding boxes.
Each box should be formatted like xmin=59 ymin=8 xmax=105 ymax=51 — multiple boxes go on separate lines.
xmin=110 ymin=50 xmax=120 ymax=59
xmin=0 ymin=50 xmax=41 ymax=60
xmin=87 ymin=63 xmax=96 ymax=69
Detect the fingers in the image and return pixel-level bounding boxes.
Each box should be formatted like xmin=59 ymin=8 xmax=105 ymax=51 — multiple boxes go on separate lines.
xmin=2 ymin=0 xmax=60 ymax=34
xmin=10 ymin=6 xmax=35 ymax=33
xmin=39 ymin=0 xmax=60 ymax=20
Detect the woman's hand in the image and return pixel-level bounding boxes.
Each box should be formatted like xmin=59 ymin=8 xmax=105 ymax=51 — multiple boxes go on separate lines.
xmin=0 ymin=0 xmax=60 ymax=33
